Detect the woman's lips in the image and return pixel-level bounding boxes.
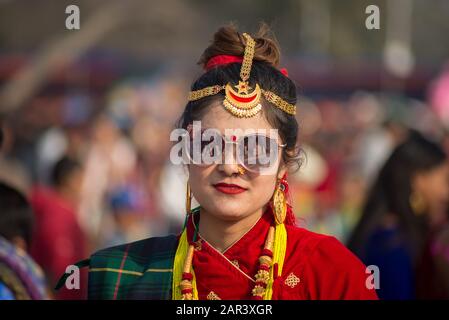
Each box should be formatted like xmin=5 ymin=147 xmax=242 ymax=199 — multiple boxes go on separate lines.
xmin=213 ymin=183 xmax=247 ymax=195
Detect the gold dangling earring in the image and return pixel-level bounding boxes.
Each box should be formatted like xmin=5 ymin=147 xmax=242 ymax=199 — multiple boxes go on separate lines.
xmin=186 ymin=182 xmax=192 ymax=215
xmin=272 ymin=178 xmax=287 ymax=225
xmin=410 ymin=190 xmax=426 ymax=215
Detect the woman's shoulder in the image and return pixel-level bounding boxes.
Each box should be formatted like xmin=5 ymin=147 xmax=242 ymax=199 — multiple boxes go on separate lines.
xmin=91 ymin=234 xmax=179 ymax=265
xmin=87 ymin=235 xmax=179 ymax=300
xmin=88 ymin=234 xmax=179 ymax=275
xmin=285 ymin=224 xmax=343 ymax=256
xmin=285 ymin=224 xmax=364 ymax=268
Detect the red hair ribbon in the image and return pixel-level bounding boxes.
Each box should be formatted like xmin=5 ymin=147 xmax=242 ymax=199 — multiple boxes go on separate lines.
xmin=205 ymin=55 xmax=243 ymax=71
xmin=280 ymin=68 xmax=289 ymax=77
xmin=205 ymin=55 xmax=289 ymax=77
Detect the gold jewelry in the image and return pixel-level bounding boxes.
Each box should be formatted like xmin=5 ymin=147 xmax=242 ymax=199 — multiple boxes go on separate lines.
xmin=187 ymin=33 xmax=296 ymax=117
xmin=410 ymin=191 xmax=426 ymax=215
xmin=240 ymin=33 xmax=255 ymax=82
xmin=285 ymin=272 xmax=300 ymax=288
xmin=180 ymin=244 xmax=195 ymax=300
xmin=272 ymin=179 xmax=287 ymax=225
xmin=188 ymin=85 xmax=225 ymax=101
xmin=222 ymin=33 xmax=262 ymax=118
xmin=186 ymin=182 xmax=192 ymax=215
xmin=237 ymin=165 xmax=246 ymax=175
xmin=207 ymin=291 xmax=221 ymax=300
xmin=261 ymin=89 xmax=296 ymax=115
xmin=189 ymin=86 xmax=295 ymax=116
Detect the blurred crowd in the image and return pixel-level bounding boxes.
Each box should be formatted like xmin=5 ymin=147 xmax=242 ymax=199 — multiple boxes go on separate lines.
xmin=1 ymin=62 xmax=449 ymax=299
xmin=0 ymin=77 xmax=190 ymax=298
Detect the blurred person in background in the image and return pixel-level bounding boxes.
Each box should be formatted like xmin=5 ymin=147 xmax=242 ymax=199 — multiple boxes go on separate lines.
xmin=0 ymin=124 xmax=49 ymax=300
xmin=348 ymin=130 xmax=449 ymax=299
xmin=0 ymin=120 xmax=32 ymax=194
xmin=102 ymin=184 xmax=152 ymax=247
xmin=0 ymin=182 xmax=49 ymax=300
xmin=30 ymin=156 xmax=88 ymax=299
xmin=78 ymin=114 xmax=137 ymax=243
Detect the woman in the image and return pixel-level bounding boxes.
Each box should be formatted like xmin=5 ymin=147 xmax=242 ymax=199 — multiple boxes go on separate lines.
xmin=348 ymin=130 xmax=449 ymax=299
xmin=65 ymin=26 xmax=377 ymax=300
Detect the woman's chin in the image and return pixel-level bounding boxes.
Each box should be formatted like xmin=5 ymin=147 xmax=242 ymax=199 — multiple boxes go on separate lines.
xmin=205 ymin=202 xmax=251 ymax=221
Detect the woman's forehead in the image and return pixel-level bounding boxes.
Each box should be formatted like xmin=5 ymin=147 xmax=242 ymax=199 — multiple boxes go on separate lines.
xmin=199 ymin=103 xmax=274 ymax=133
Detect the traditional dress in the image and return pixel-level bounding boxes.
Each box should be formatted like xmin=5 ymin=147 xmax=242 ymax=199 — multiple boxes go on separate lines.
xmin=77 ymin=206 xmax=377 ymax=300
xmin=186 ymin=207 xmax=377 ymax=300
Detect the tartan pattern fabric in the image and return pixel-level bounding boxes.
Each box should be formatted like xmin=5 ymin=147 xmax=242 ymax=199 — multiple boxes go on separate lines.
xmin=88 ymin=235 xmax=179 ymax=300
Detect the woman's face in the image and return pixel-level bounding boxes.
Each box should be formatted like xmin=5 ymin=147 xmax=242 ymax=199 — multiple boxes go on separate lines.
xmin=188 ymin=102 xmax=286 ymax=222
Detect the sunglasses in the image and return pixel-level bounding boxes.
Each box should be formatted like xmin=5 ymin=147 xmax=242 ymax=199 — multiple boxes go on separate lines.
xmin=183 ymin=126 xmax=286 ymax=174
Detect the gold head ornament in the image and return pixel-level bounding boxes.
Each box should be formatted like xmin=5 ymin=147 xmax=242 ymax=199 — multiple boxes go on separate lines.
xmin=187 ymin=33 xmax=296 ymax=118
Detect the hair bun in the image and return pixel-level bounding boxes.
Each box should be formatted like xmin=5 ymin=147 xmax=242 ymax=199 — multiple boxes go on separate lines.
xmin=199 ymin=24 xmax=280 ymax=69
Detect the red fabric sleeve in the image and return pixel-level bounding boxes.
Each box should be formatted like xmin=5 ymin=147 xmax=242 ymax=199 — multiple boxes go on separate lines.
xmin=302 ymin=236 xmax=378 ymax=300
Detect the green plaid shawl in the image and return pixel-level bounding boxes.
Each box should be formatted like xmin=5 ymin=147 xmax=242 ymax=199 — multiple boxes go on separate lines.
xmin=88 ymin=235 xmax=179 ymax=300
xmin=55 ymin=235 xmax=179 ymax=300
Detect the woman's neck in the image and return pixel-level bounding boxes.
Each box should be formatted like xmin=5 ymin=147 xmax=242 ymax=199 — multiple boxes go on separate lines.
xmin=198 ymin=206 xmax=265 ymax=253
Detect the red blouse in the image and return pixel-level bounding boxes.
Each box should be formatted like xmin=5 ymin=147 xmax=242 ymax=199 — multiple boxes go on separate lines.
xmin=186 ymin=208 xmax=378 ymax=300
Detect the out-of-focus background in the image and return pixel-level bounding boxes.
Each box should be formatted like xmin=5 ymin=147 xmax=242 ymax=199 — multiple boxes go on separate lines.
xmin=1 ymin=0 xmax=449 ymax=299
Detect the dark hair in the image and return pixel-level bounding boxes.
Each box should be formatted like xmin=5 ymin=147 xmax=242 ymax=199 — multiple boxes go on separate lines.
xmin=348 ymin=130 xmax=447 ymax=260
xmin=0 ymin=182 xmax=34 ymax=248
xmin=51 ymin=156 xmax=81 ymax=188
xmin=176 ymin=24 xmax=301 ymax=170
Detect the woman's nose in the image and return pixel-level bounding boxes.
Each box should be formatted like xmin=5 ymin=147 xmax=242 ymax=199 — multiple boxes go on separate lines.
xmin=218 ymin=162 xmax=241 ymax=176
xmin=217 ymin=144 xmax=240 ymax=176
